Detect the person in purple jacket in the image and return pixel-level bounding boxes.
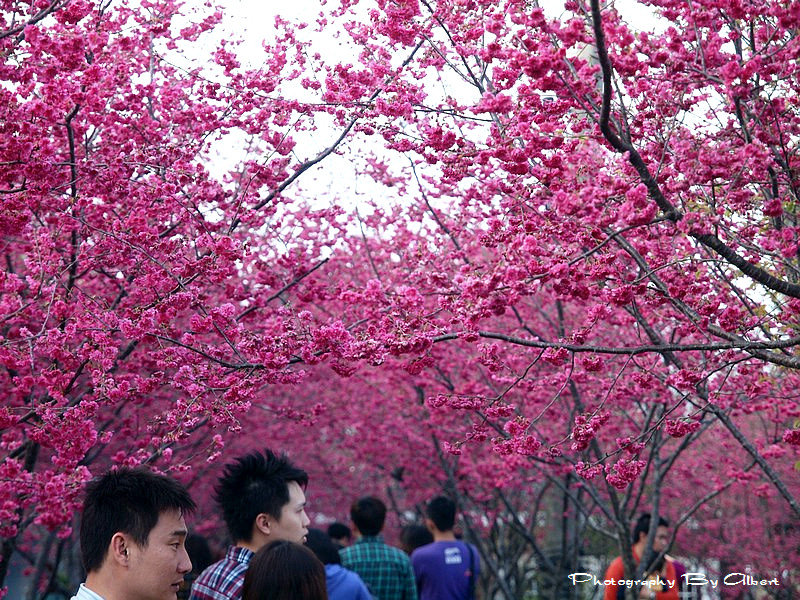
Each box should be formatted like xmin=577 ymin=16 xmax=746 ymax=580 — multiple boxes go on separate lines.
xmin=305 ymin=528 xmax=373 ymax=600
xmin=411 ymin=497 xmax=480 ymax=600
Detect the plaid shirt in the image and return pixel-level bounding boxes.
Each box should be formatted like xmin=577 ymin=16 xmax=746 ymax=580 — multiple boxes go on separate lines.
xmin=340 ymin=535 xmax=418 ymax=600
xmin=189 ymin=546 xmax=253 ymax=600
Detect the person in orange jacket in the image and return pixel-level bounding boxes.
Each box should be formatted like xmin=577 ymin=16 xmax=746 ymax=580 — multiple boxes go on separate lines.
xmin=604 ymin=514 xmax=678 ymax=600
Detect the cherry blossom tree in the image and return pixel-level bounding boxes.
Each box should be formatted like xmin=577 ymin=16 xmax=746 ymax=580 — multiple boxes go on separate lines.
xmin=2 ymin=0 xmax=800 ymax=597
xmin=0 ymin=0 xmax=356 ymax=589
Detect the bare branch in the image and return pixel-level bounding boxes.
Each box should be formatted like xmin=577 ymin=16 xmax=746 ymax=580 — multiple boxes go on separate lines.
xmin=0 ymin=0 xmax=69 ymax=41
xmin=589 ymin=0 xmax=800 ymax=299
xmin=433 ymin=330 xmax=800 ymax=357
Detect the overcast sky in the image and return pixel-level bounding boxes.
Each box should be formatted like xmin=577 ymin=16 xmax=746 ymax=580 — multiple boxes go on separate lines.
xmin=203 ymin=0 xmax=661 ymax=67
xmin=176 ymin=0 xmax=662 ymax=214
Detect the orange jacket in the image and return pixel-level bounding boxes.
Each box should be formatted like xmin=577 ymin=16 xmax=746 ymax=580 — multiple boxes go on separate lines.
xmin=603 ymin=554 xmax=678 ymax=600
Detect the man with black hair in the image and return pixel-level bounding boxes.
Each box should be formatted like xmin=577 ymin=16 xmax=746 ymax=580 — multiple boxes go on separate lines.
xmin=399 ymin=524 xmax=433 ymax=556
xmin=327 ymin=521 xmax=353 ymax=549
xmin=603 ymin=513 xmax=678 ymax=600
xmin=340 ymin=496 xmax=417 ymax=600
xmin=189 ymin=449 xmax=310 ymax=600
xmin=411 ymin=496 xmax=480 ymax=600
xmin=69 ymin=467 xmax=196 ymax=600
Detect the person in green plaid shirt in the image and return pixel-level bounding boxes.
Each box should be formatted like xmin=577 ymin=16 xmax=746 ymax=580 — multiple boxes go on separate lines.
xmin=340 ymin=497 xmax=418 ymax=600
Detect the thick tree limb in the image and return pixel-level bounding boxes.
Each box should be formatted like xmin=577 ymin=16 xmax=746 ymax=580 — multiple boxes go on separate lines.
xmin=433 ymin=331 xmax=800 ymax=356
xmin=589 ymin=0 xmax=800 ymax=299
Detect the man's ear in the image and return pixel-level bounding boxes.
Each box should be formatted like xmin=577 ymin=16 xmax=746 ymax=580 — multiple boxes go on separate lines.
xmin=255 ymin=513 xmax=271 ymax=536
xmin=110 ymin=532 xmax=131 ymax=567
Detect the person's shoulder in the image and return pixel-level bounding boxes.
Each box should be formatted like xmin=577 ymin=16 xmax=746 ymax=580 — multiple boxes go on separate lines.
xmin=193 ymin=559 xmax=221 ymax=584
xmin=327 ymin=564 xmax=372 ymax=599
xmin=339 ymin=544 xmax=362 ymax=565
xmin=386 ymin=542 xmax=413 ymax=560
xmin=340 ymin=567 xmax=372 ymax=600
xmin=604 ymin=555 xmax=624 ymax=578
xmin=196 ymin=556 xmax=226 ymax=576
xmin=371 ymin=541 xmax=411 ymax=566
xmin=460 ymin=541 xmax=479 ymax=558
xmin=192 ymin=552 xmax=249 ymax=590
xmin=324 ymin=563 xmax=346 ymax=585
xmin=70 ymin=584 xmax=105 ymax=600
xmin=410 ymin=542 xmax=436 ymax=559
xmin=664 ymin=558 xmax=678 ymax=578
xmin=341 ymin=566 xmax=370 ymax=588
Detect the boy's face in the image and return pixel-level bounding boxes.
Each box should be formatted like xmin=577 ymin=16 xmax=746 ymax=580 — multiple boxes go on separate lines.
xmin=125 ymin=508 xmax=192 ymax=600
xmin=639 ymin=525 xmax=670 ymax=553
xmin=652 ymin=526 xmax=670 ymax=552
xmin=266 ymin=480 xmax=310 ymax=543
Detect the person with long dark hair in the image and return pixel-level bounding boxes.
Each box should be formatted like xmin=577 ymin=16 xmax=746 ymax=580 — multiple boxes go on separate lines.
xmin=242 ymin=540 xmax=327 ymax=600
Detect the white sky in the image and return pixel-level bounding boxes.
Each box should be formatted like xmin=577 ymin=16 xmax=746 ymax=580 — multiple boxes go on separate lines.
xmin=173 ymin=0 xmax=663 ymax=218
xmin=187 ymin=0 xmax=661 ymax=68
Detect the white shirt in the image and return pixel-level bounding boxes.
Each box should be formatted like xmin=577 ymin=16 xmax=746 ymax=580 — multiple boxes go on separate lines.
xmin=70 ymin=583 xmax=106 ymax=600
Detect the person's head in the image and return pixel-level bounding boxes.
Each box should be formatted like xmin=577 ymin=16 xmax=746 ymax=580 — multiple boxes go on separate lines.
xmin=425 ymin=496 xmax=456 ymax=533
xmin=80 ymin=467 xmax=196 ymax=600
xmin=326 ymin=521 xmax=352 ymax=547
xmin=632 ymin=513 xmax=670 ymax=553
xmin=305 ymin=528 xmax=341 ymax=565
xmin=400 ymin=524 xmax=434 ymax=554
xmin=349 ymin=496 xmax=386 ymax=537
xmin=242 ymin=540 xmax=327 ymax=600
xmin=184 ymin=533 xmax=213 ymax=574
xmin=215 ymin=449 xmax=310 ymax=547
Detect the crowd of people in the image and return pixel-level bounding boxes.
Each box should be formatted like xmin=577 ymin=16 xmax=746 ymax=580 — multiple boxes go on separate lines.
xmin=67 ymin=447 xmax=684 ymax=600
xmin=68 ymin=448 xmax=480 ymax=600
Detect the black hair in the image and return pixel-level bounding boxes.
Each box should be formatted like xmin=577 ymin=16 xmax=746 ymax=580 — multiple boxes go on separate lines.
xmin=185 ymin=533 xmax=214 ymax=574
xmin=242 ymin=540 xmax=327 ymax=600
xmin=426 ymin=496 xmax=456 ymax=532
xmin=400 ymin=524 xmax=433 ymax=554
xmin=179 ymin=533 xmax=214 ymax=600
xmin=326 ymin=522 xmax=351 ymax=542
xmin=80 ymin=467 xmax=196 ymax=573
xmin=350 ymin=496 xmax=386 ymax=537
xmin=215 ymin=449 xmax=308 ymax=544
xmin=305 ymin=528 xmax=342 ymax=565
xmin=632 ymin=513 xmax=669 ymax=544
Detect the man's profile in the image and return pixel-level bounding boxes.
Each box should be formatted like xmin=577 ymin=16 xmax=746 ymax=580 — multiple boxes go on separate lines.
xmin=189 ymin=449 xmax=310 ymax=600
xmin=604 ymin=513 xmax=678 ymax=600
xmin=70 ymin=466 xmax=196 ymax=600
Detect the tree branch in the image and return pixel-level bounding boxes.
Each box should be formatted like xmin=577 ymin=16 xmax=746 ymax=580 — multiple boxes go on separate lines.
xmin=433 ymin=331 xmax=800 ymax=356
xmin=589 ymin=0 xmax=800 ymax=299
xmin=0 ymin=0 xmax=69 ymax=41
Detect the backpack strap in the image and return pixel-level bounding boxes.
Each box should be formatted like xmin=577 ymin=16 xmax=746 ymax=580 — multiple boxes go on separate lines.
xmin=466 ymin=543 xmax=476 ymax=600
